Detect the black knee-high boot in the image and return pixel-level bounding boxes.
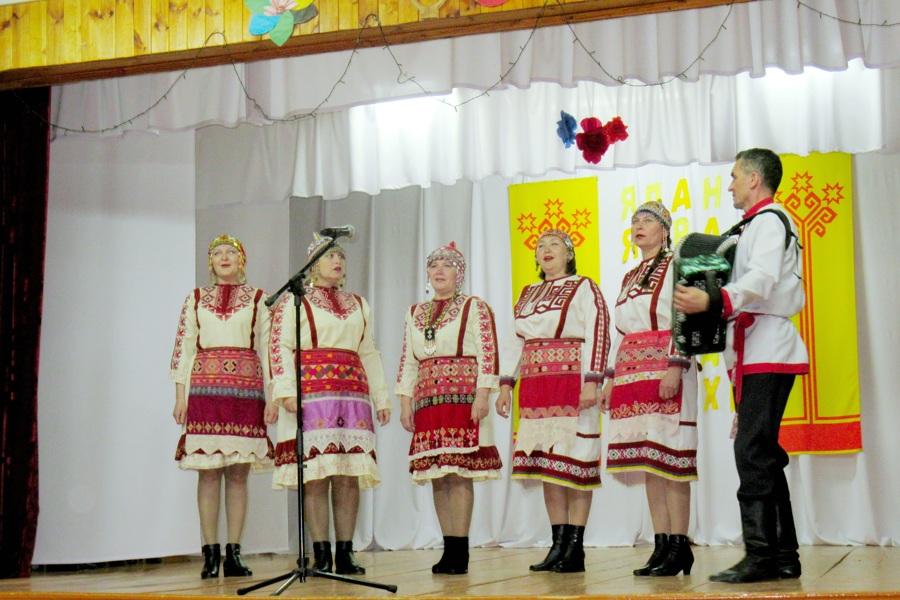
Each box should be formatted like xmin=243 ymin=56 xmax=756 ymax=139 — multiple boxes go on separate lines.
xmin=335 ymin=540 xmax=366 ymax=575
xmin=201 ymin=544 xmax=220 ymax=579
xmin=774 ymin=489 xmax=801 ymax=578
xmin=633 ymin=533 xmax=669 ymax=576
xmin=710 ymin=499 xmax=779 ymax=583
xmin=649 ymin=534 xmax=694 ymax=576
xmin=223 ymin=543 xmax=253 ymax=577
xmin=552 ymin=525 xmax=585 ymax=573
xmin=312 ymin=541 xmax=333 ymax=573
xmin=530 ymin=524 xmax=569 ymax=572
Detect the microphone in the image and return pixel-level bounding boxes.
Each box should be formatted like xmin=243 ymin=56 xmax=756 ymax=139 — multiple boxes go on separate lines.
xmin=319 ymin=225 xmax=355 ymax=239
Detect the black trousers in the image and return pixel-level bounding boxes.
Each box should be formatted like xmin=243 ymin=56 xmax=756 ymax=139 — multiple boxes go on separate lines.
xmin=733 ymin=373 xmax=796 ymax=502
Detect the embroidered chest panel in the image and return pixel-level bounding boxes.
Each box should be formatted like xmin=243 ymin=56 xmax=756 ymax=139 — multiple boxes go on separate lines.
xmin=413 ymin=296 xmax=466 ymax=333
xmin=198 ymin=285 xmax=256 ymax=320
xmin=617 ymin=258 xmax=669 ymax=305
xmin=514 ymin=278 xmax=580 ymax=318
xmin=306 ymin=287 xmax=359 ymax=320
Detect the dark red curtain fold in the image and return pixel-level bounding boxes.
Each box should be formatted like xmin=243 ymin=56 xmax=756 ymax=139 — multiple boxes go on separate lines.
xmin=0 ymin=87 xmax=50 ymax=578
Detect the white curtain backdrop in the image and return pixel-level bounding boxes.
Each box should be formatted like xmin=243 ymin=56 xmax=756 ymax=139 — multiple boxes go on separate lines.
xmin=52 ymin=0 xmax=900 ymax=139
xmin=36 ymin=134 xmax=900 ymax=562
xmin=33 ymin=0 xmax=900 ymax=565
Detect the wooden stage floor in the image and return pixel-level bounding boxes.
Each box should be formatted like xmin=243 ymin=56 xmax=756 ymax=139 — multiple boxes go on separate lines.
xmin=4 ymin=545 xmax=899 ymax=600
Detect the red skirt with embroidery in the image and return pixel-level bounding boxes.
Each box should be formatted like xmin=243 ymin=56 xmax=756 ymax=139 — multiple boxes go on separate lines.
xmin=408 ymin=356 xmax=502 ymax=480
xmin=175 ymin=347 xmax=274 ymax=470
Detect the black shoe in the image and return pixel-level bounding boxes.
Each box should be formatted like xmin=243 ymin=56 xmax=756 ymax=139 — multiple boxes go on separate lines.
xmin=776 ymin=555 xmax=802 ymax=579
xmin=200 ymin=544 xmax=220 ymax=579
xmin=710 ymin=554 xmax=779 ymax=583
xmin=649 ymin=534 xmax=694 ymax=576
xmin=223 ymin=543 xmax=252 ymax=577
xmin=312 ymin=541 xmax=333 ymax=573
xmin=633 ymin=533 xmax=669 ymax=576
xmin=433 ymin=536 xmax=468 ymax=575
xmin=551 ymin=525 xmax=585 ymax=573
xmin=335 ymin=540 xmax=365 ymax=575
xmin=530 ymin=524 xmax=569 ymax=572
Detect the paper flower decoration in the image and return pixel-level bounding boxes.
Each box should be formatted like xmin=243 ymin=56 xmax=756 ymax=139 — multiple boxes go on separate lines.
xmin=573 ymin=116 xmax=630 ymax=164
xmin=556 ymin=111 xmax=577 ymax=149
xmin=245 ymin=0 xmax=317 ymax=47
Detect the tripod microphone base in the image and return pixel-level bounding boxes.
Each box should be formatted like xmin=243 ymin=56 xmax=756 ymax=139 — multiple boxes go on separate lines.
xmin=236 ymin=559 xmax=398 ymax=595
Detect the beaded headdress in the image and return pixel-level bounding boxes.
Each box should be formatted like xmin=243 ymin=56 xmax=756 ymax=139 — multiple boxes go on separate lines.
xmin=634 ymin=200 xmax=672 ymax=231
xmin=426 ymin=241 xmax=466 ymax=294
xmin=207 ymin=234 xmax=247 ymax=284
xmin=307 ymin=232 xmax=345 ymax=260
xmin=537 ymin=228 xmax=575 ymax=254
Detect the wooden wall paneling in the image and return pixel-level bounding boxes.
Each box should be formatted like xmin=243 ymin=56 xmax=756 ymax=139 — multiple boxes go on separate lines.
xmin=46 ymin=0 xmax=64 ymax=65
xmin=115 ymin=0 xmax=135 ymax=58
xmin=168 ymin=0 xmax=189 ymax=52
xmin=397 ymin=0 xmax=417 ymax=25
xmin=379 ymin=0 xmax=397 ymax=26
xmin=96 ymin=0 xmax=116 ymax=59
xmin=6 ymin=3 xmax=23 ymax=68
xmin=187 ymin=0 xmax=205 ymax=49
xmin=296 ymin=4 xmax=315 ymax=36
xmin=151 ymin=0 xmax=169 ymax=53
xmin=459 ymin=0 xmax=478 ymax=17
xmin=133 ymin=0 xmax=150 ymax=53
xmin=439 ymin=0 xmax=459 ymax=20
xmin=359 ymin=0 xmax=378 ymax=28
xmin=204 ymin=0 xmax=224 ymax=47
xmin=339 ymin=0 xmax=359 ymax=30
xmin=25 ymin=2 xmax=48 ymax=67
xmin=61 ymin=0 xmax=80 ymax=64
xmin=319 ymin=0 xmax=337 ymax=33
xmin=221 ymin=0 xmax=242 ymax=48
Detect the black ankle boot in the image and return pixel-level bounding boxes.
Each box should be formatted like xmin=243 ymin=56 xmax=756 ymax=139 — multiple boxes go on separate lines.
xmin=634 ymin=533 xmax=669 ymax=576
xmin=201 ymin=543 xmax=220 ymax=579
xmin=223 ymin=543 xmax=252 ymax=577
xmin=552 ymin=525 xmax=585 ymax=573
xmin=530 ymin=524 xmax=569 ymax=572
xmin=433 ymin=536 xmax=468 ymax=575
xmin=710 ymin=499 xmax=779 ymax=583
xmin=432 ymin=536 xmax=452 ymax=574
xmin=649 ymin=534 xmax=694 ymax=576
xmin=312 ymin=541 xmax=333 ymax=573
xmin=335 ymin=540 xmax=365 ymax=575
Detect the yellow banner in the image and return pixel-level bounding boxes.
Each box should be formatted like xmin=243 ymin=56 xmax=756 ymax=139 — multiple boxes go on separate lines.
xmin=507 ymin=177 xmax=601 ymax=433
xmin=777 ymin=152 xmax=861 ymax=453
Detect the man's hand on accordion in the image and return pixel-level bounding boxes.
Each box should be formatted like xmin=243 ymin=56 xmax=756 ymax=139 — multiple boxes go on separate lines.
xmin=674 ymin=283 xmax=711 ymax=315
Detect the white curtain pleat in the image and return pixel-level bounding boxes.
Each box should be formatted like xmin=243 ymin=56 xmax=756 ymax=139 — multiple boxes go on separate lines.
xmin=52 ymin=0 xmax=900 ymax=137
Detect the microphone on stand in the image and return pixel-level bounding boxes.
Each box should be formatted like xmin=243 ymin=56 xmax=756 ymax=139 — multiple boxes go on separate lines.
xmin=319 ymin=225 xmax=355 ymax=239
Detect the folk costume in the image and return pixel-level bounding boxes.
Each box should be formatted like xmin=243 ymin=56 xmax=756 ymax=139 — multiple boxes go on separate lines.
xmin=169 ymin=234 xmax=273 ymax=579
xmin=605 ymin=255 xmax=697 ymax=483
xmin=269 ymin=238 xmax=391 ymax=490
xmin=395 ymin=245 xmax=503 ymax=484
xmin=711 ymin=195 xmax=808 ymax=584
xmin=169 ymin=240 xmax=274 ymax=471
xmin=499 ymin=241 xmax=611 ymax=491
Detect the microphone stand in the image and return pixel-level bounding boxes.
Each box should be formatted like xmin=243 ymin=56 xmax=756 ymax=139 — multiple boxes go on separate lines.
xmin=238 ymin=238 xmax=397 ymax=596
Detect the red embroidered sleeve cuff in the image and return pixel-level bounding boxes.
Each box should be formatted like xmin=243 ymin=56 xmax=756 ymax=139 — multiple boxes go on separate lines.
xmin=722 ymin=289 xmax=734 ymax=319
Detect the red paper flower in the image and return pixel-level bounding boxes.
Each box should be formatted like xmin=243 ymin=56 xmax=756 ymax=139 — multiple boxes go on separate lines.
xmin=603 ymin=116 xmax=629 ymax=143
xmin=575 ymin=117 xmax=610 ymax=164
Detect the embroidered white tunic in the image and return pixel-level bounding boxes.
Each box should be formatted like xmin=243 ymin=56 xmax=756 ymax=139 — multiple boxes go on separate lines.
xmin=168 ymin=284 xmax=273 ymax=470
xmin=605 ymin=256 xmax=698 ymax=483
xmin=722 ymin=200 xmax=809 ymax=374
xmin=500 ymin=275 xmax=610 ymax=489
xmin=269 ymin=286 xmax=390 ymax=489
xmin=395 ymin=295 xmax=502 ymax=483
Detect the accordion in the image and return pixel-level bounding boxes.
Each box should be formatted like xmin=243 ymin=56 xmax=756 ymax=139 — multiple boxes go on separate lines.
xmin=672 ymin=233 xmax=737 ymax=356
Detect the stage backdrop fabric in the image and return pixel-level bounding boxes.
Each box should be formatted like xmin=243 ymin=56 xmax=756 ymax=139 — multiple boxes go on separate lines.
xmin=36 ymin=137 xmax=899 ymax=563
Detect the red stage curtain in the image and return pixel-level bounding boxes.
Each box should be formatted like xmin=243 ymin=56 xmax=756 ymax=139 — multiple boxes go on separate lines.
xmin=0 ymin=87 xmax=49 ymax=578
